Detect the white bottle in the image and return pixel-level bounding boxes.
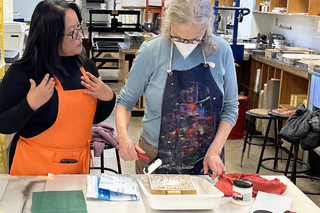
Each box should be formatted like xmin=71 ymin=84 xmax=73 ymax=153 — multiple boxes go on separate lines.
xmin=229 ymin=13 xmax=234 ymax=39
xmin=225 ymin=16 xmax=230 ymax=35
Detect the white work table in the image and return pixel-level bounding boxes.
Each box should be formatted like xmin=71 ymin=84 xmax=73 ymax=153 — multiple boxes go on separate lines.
xmin=0 ymin=174 xmax=319 ymax=213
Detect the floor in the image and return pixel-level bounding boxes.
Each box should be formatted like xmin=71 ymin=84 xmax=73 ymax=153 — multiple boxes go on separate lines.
xmin=91 ymin=81 xmax=320 ymax=208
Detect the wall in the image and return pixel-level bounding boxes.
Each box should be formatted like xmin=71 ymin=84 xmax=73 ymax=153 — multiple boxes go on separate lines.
xmin=237 ymin=0 xmax=254 ymax=39
xmin=3 ymin=0 xmax=13 ymax=21
xmin=225 ymin=0 xmax=320 ymax=50
xmin=121 ymin=0 xmax=172 ymax=7
xmin=13 ymin=0 xmax=82 ymax=22
xmin=250 ymin=13 xmax=320 ymax=50
xmin=13 ymin=0 xmax=40 ymax=21
xmin=82 ymin=0 xmax=109 ymax=24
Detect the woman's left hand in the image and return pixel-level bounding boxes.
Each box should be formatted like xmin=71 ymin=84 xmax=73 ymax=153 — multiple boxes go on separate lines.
xmin=203 ymin=147 xmax=226 ymax=180
xmin=81 ymin=72 xmax=114 ymax=101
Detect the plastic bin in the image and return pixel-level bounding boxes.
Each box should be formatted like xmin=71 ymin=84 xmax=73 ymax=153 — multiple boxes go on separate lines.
xmin=137 ymin=176 xmax=224 ymax=210
xmin=228 ymin=95 xmax=249 ymax=140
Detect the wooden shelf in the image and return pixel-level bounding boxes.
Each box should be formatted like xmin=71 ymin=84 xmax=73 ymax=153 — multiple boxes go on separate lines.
xmin=270 ymin=0 xmax=287 ymax=12
xmin=132 ymin=107 xmax=145 ymax=112
xmin=308 ymin=0 xmax=320 ymax=16
xmin=253 ymin=11 xmax=309 ymax=16
xmin=254 ymin=0 xmax=320 ymax=16
xmin=216 ymin=0 xmax=234 ymax=7
xmin=279 ymin=104 xmax=297 ymax=109
xmin=239 ymin=83 xmax=250 ymax=90
xmin=244 ymin=56 xmax=310 ymax=109
xmin=288 ymin=0 xmax=309 ymax=14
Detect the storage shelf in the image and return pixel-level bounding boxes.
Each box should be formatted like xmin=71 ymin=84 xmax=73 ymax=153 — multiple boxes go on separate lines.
xmin=254 ymin=0 xmax=320 ymax=16
xmin=132 ymin=107 xmax=145 ymax=112
xmin=246 ymin=56 xmax=310 ymax=110
xmin=279 ymin=104 xmax=298 ymax=109
xmin=253 ymin=11 xmax=311 ymax=17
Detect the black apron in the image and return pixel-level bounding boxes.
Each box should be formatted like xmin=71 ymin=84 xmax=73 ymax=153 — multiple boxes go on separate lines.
xmin=157 ymin=42 xmax=224 ymax=174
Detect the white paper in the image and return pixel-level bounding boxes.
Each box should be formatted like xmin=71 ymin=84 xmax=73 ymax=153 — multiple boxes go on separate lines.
xmin=45 ymin=174 xmax=87 ymax=193
xmin=100 ymin=174 xmax=139 ymax=195
xmin=250 ymin=191 xmax=292 ymax=213
xmin=87 ymin=175 xmax=139 ymax=201
xmin=0 ymin=175 xmax=10 ymax=200
xmin=254 ymin=68 xmax=261 ymax=93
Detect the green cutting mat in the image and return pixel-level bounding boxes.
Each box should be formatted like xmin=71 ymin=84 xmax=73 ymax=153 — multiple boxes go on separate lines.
xmin=31 ymin=190 xmax=87 ymax=213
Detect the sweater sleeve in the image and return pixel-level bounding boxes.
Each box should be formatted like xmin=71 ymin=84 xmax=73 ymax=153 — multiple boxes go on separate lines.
xmin=83 ymin=58 xmax=116 ymax=124
xmin=219 ymin=42 xmax=239 ymax=127
xmin=0 ymin=65 xmax=36 ymax=134
xmin=117 ymin=42 xmax=153 ymax=111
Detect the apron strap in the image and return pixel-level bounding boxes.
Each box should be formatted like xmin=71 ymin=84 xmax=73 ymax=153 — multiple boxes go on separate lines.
xmin=167 ymin=42 xmax=174 ymax=74
xmin=202 ymin=50 xmax=207 ymax=64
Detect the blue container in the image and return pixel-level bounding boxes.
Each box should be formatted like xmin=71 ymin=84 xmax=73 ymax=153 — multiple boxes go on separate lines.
xmin=13 ymin=18 xmax=24 ymax=22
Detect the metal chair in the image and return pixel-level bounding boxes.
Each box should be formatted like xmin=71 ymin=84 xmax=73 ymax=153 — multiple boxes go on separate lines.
xmin=90 ymin=143 xmax=122 ymax=174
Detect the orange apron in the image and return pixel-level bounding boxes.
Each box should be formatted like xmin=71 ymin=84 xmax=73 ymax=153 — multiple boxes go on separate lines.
xmin=10 ymin=67 xmax=97 ymax=175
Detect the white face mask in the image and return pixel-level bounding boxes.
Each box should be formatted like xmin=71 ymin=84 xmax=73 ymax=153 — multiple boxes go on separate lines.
xmin=174 ymin=41 xmax=198 ymax=59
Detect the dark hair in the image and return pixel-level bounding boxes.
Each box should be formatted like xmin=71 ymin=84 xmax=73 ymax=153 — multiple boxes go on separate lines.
xmin=16 ymin=0 xmax=84 ymax=79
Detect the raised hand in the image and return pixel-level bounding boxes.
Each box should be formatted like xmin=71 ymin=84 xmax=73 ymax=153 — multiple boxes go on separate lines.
xmin=27 ymin=74 xmax=55 ymax=111
xmin=80 ymin=72 xmax=113 ymax=101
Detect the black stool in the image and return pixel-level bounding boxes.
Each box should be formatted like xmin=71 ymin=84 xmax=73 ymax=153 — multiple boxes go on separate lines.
xmin=241 ymin=108 xmax=275 ymax=167
xmin=256 ymin=109 xmax=309 ymax=175
xmin=90 ymin=143 xmax=122 ymax=174
xmin=279 ymin=134 xmax=320 ymax=195
xmin=279 ymin=135 xmax=310 ymax=184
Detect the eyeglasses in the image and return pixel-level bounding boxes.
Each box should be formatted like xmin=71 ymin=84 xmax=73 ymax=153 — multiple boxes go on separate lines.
xmin=170 ymin=35 xmax=203 ymax=45
xmin=63 ymin=24 xmax=83 ymax=40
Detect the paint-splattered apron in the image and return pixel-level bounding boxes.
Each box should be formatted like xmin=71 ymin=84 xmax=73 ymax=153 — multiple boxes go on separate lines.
xmin=157 ymin=42 xmax=223 ymax=174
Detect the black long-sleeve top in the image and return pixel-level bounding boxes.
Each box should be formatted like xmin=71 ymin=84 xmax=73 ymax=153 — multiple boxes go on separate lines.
xmin=0 ymin=56 xmax=116 ymax=168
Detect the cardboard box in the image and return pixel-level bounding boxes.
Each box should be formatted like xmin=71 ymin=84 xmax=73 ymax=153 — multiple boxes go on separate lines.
xmin=265 ymin=49 xmax=280 ymax=59
xmin=141 ymin=32 xmax=156 ymax=41
xmin=290 ymin=94 xmax=307 ymax=107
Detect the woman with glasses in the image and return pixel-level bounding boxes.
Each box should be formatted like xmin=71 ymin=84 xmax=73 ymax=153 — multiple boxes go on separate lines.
xmin=116 ymin=0 xmax=238 ymax=179
xmin=0 ymin=0 xmax=115 ymax=175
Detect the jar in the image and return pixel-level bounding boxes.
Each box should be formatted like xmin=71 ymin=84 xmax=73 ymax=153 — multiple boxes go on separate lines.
xmin=232 ymin=179 xmax=253 ymax=206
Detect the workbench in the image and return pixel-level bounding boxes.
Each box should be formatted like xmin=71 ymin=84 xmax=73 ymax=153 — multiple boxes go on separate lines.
xmin=0 ymin=175 xmax=319 ymax=213
xmin=243 ymin=53 xmax=310 ymax=110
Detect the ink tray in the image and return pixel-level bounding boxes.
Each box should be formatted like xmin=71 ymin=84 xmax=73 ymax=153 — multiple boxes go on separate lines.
xmin=137 ymin=175 xmax=224 ymax=210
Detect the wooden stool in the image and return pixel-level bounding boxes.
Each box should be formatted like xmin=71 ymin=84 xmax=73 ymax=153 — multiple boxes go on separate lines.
xmin=241 ymin=108 xmax=275 ymax=167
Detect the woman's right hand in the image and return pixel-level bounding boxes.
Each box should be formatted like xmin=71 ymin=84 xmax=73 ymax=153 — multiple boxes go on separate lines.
xmin=118 ymin=133 xmax=145 ymax=161
xmin=27 ymin=74 xmax=55 ymax=111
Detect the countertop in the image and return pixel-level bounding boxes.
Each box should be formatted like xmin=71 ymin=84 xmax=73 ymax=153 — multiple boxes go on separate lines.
xmin=0 ymin=174 xmax=319 ymax=213
xmin=251 ymin=50 xmax=309 ymax=72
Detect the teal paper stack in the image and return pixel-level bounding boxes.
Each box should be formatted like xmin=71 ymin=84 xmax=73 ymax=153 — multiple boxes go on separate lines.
xmin=31 ymin=190 xmax=87 ymax=213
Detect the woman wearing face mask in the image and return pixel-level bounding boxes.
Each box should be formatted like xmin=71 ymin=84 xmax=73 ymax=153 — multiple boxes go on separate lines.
xmin=0 ymin=0 xmax=115 ymax=175
xmin=116 ymin=0 xmax=238 ymax=179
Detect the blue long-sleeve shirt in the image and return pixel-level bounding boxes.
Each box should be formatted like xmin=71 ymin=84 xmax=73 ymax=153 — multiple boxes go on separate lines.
xmin=117 ymin=34 xmax=239 ymax=148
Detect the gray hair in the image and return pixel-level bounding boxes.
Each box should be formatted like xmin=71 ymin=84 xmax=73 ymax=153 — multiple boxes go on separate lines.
xmin=161 ymin=0 xmax=217 ymax=56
